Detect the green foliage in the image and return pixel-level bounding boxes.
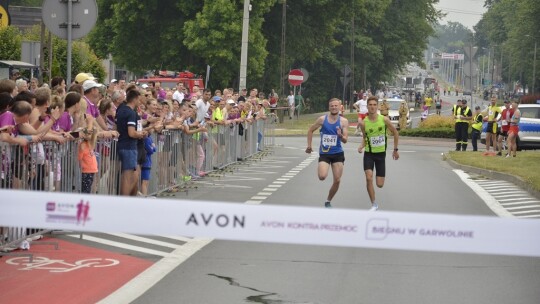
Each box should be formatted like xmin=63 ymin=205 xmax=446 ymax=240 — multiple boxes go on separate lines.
xmin=86 ymin=0 xmax=442 ymax=96
xmin=0 ymin=26 xmax=22 ymax=60
xmin=21 ymin=25 xmax=105 ymax=82
xmin=475 ymin=0 xmax=540 ymax=93
xmin=9 ymin=0 xmax=42 ymax=6
xmin=399 ymin=127 xmax=454 ymax=138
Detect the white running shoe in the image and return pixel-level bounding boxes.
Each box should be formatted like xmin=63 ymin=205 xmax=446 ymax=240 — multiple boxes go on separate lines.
xmin=369 ymin=203 xmax=379 ymax=211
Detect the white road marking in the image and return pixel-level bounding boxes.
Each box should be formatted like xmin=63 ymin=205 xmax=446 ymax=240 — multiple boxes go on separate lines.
xmin=245 ymin=200 xmax=262 ymax=205
xmin=251 ymin=196 xmax=268 ymax=200
xmin=67 ymin=235 xmax=170 ymax=257
xmin=163 ymin=236 xmax=192 ymax=242
xmin=107 ymin=233 xmax=181 ymax=249
xmin=506 ymin=205 xmax=540 ymax=210
xmin=257 ymin=192 xmax=273 ymax=196
xmin=263 ymin=188 xmax=278 ymax=192
xmin=267 ymin=184 xmax=282 ymax=188
xmin=453 ymin=170 xmax=513 ymax=217
xmin=98 ymin=238 xmax=213 ymax=304
xmin=501 ymin=201 xmax=540 ymax=206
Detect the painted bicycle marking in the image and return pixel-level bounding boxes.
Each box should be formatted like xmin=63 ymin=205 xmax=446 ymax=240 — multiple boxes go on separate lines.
xmin=5 ymin=256 xmax=120 ymax=272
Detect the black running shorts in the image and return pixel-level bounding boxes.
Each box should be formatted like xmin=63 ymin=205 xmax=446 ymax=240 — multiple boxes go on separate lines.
xmin=318 ymin=152 xmax=345 ymax=164
xmin=363 ymin=152 xmax=386 ymax=177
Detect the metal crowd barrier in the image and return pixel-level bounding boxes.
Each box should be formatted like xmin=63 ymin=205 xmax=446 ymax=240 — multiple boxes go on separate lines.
xmin=0 ymin=119 xmax=273 ymax=251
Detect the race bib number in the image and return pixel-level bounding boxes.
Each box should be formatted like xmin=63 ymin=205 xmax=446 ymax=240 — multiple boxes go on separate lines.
xmin=502 ymin=120 xmax=508 ymax=126
xmin=137 ymin=120 xmax=143 ymax=132
xmin=322 ymin=134 xmax=338 ymax=147
xmin=370 ymin=135 xmax=385 ymax=147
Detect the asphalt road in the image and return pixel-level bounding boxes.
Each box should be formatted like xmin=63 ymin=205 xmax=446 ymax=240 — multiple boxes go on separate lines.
xmin=124 ymin=137 xmax=540 ymax=304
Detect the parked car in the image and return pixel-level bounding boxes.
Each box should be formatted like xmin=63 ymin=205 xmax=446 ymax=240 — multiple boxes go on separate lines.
xmin=481 ymin=103 xmax=540 ymax=150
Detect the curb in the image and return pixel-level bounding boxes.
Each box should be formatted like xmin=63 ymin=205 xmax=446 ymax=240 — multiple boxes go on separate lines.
xmin=444 ymin=155 xmax=540 ymax=200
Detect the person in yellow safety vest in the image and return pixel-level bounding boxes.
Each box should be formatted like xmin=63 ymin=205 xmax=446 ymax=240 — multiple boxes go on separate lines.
xmin=452 ymin=99 xmax=472 ymax=151
xmin=471 ymin=106 xmax=484 ymax=151
xmin=482 ymin=96 xmax=501 ymax=153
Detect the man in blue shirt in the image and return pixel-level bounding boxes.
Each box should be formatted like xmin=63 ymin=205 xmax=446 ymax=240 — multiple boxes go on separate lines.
xmin=116 ymin=89 xmax=147 ymax=196
xmin=306 ymin=98 xmax=349 ymax=208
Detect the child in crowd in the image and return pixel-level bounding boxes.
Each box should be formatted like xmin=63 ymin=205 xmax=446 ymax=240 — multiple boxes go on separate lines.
xmin=140 ymin=129 xmax=156 ymax=196
xmin=78 ymin=116 xmax=98 ymax=193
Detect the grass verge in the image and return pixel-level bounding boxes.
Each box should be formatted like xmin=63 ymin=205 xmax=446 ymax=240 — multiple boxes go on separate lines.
xmin=447 ymin=151 xmax=540 ymax=192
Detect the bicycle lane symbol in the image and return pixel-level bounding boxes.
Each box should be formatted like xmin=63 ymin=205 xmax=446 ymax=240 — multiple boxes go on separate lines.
xmin=5 ymin=256 xmax=120 ymax=273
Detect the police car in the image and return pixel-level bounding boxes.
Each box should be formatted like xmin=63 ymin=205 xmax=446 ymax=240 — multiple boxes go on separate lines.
xmin=481 ymin=103 xmax=540 ymax=150
xmin=378 ymin=97 xmax=412 ymax=130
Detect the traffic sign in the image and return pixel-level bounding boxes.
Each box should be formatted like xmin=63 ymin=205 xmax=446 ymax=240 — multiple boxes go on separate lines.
xmin=288 ymin=69 xmax=304 ymax=86
xmin=0 ymin=3 xmax=10 ymax=27
xmin=42 ymin=0 xmax=98 ymax=40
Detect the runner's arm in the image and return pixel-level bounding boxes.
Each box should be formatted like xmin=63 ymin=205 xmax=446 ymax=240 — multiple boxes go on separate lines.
xmin=384 ymin=116 xmax=399 ymax=159
xmin=339 ymin=117 xmax=349 ymax=144
xmin=306 ymin=116 xmax=323 ymax=153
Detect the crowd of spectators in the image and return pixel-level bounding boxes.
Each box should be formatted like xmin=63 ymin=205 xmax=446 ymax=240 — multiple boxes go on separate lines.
xmin=0 ymin=72 xmax=272 ymax=197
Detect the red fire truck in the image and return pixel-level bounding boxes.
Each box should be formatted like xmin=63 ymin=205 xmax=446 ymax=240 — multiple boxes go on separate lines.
xmin=137 ymin=70 xmax=204 ymax=91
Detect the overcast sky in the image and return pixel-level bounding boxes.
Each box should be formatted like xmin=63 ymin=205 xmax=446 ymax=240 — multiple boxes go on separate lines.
xmin=435 ymin=0 xmax=487 ymax=30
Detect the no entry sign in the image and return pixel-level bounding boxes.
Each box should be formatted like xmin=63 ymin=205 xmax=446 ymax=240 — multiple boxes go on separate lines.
xmin=288 ymin=69 xmax=304 ymax=86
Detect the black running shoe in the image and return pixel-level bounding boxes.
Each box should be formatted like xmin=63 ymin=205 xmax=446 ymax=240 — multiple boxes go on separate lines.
xmin=324 ymin=201 xmax=332 ymax=208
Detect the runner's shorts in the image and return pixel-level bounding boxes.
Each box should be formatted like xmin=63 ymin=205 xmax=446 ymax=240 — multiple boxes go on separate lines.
xmin=319 ymin=152 xmax=345 ymax=164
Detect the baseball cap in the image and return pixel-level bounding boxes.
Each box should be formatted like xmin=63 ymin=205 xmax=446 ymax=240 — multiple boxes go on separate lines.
xmin=475 ymin=106 xmax=481 ymax=110
xmin=141 ymin=84 xmax=149 ymax=89
xmin=213 ymin=96 xmax=222 ymax=102
xmin=12 ymin=69 xmax=20 ymax=74
xmin=75 ymin=72 xmax=95 ymax=84
xmin=82 ymin=80 xmax=103 ymax=92
xmin=111 ymin=79 xmax=118 ymax=84
xmin=227 ymin=99 xmax=235 ymax=105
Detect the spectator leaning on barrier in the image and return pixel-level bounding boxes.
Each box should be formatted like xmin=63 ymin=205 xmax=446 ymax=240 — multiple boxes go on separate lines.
xmin=83 ymin=80 xmax=108 ymax=131
xmin=196 ymin=89 xmax=212 ymax=123
xmin=116 ymin=89 xmax=147 ymax=196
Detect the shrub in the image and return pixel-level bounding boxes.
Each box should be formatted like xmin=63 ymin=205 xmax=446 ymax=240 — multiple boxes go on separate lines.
xmin=419 ymin=115 xmax=455 ymax=128
xmin=400 ymin=127 xmax=454 ymax=138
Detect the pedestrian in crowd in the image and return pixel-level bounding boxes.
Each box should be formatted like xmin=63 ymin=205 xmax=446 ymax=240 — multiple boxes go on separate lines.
xmin=357 ymin=96 xmax=399 ymax=211
xmin=483 ymin=96 xmax=501 ymax=153
xmin=82 ymin=80 xmax=108 ymax=131
xmin=269 ymin=89 xmax=278 ymax=112
xmin=506 ymin=100 xmax=521 ymax=158
xmin=116 ymin=89 xmax=147 ymax=196
xmin=140 ymin=126 xmax=156 ymax=196
xmin=497 ymin=100 xmax=513 ymax=156
xmin=306 ymin=98 xmax=349 ymax=208
xmin=255 ymin=100 xmax=267 ymax=151
xmin=294 ymin=92 xmax=305 ymax=117
xmin=15 ymin=79 xmax=28 ymax=93
xmin=471 ymin=106 xmax=483 ymax=151
xmin=353 ymin=93 xmax=368 ymax=135
xmin=379 ymin=99 xmax=389 ymax=117
xmin=421 ymin=101 xmax=429 ymax=122
xmin=287 ymin=91 xmax=295 ymax=119
xmin=78 ymin=115 xmax=98 ymax=193
xmin=435 ymin=97 xmax=442 ymax=115
xmin=398 ymin=100 xmax=408 ymax=130
xmin=452 ymin=99 xmax=472 ymax=151
xmin=195 ymin=89 xmax=212 ymax=123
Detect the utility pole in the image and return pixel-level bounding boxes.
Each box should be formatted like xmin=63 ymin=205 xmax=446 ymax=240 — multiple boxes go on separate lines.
xmin=350 ymin=9 xmax=355 ymax=112
xmin=533 ymin=40 xmax=537 ymax=95
xmin=239 ymin=0 xmax=250 ymax=92
xmin=279 ymin=0 xmax=286 ymax=97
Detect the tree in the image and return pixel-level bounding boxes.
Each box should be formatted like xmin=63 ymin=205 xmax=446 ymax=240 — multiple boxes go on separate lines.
xmin=0 ymin=26 xmax=22 ymax=60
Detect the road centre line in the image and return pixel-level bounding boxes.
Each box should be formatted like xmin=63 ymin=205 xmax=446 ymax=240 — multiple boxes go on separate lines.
xmin=267 ymin=184 xmax=282 ymax=188
xmin=257 ymin=192 xmax=273 ymax=196
xmin=245 ymin=200 xmax=263 ymax=205
xmin=263 ymin=188 xmax=278 ymax=191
